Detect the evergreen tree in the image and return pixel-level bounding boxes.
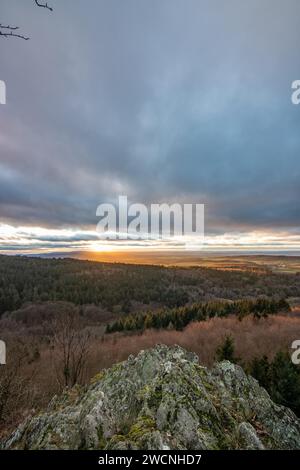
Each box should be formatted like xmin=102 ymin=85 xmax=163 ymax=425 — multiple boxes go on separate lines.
xmin=271 ymin=352 xmax=300 ymax=416
xmin=249 ymin=355 xmax=271 ymax=390
xmin=249 ymin=351 xmax=300 ymax=417
xmin=215 ymin=335 xmax=239 ymax=363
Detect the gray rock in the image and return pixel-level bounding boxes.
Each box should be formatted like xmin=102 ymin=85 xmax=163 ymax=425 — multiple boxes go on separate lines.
xmin=2 ymin=345 xmax=300 ymax=450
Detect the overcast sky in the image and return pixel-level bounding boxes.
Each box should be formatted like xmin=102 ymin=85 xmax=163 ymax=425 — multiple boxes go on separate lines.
xmin=1 ymin=0 xmax=300 ymax=253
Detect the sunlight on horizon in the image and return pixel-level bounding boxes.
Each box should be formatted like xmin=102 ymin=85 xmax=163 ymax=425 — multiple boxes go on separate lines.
xmin=1 ymin=223 xmax=300 ymax=257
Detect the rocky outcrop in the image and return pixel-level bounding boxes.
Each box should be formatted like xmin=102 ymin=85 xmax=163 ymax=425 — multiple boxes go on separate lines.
xmin=2 ymin=345 xmax=300 ymax=450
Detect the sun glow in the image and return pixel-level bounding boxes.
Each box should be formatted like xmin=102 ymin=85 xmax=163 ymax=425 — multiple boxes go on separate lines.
xmin=0 ymin=223 xmax=300 ymax=257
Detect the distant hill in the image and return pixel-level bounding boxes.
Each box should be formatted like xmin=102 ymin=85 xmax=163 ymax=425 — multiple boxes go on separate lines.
xmin=1 ymin=254 xmax=300 ymax=316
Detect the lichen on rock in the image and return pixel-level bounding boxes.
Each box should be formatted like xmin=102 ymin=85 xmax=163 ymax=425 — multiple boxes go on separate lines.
xmin=2 ymin=344 xmax=300 ymax=450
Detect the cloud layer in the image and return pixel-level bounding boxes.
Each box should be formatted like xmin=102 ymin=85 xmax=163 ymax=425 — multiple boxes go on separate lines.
xmin=1 ymin=0 xmax=300 ymax=251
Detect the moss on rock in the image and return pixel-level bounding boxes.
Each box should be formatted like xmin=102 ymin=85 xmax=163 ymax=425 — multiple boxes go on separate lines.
xmin=2 ymin=345 xmax=300 ymax=450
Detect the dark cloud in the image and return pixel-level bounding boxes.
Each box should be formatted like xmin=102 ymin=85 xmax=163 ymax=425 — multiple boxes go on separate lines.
xmin=0 ymin=0 xmax=300 ymax=243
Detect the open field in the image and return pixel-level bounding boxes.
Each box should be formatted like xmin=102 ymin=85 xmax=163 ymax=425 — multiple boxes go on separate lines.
xmin=57 ymin=251 xmax=300 ymax=273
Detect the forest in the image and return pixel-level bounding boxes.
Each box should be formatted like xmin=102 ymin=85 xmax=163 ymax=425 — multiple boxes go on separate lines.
xmin=1 ymin=254 xmax=300 ymax=316
xmin=106 ymin=298 xmax=290 ymax=333
xmin=0 ymin=254 xmax=300 ymax=438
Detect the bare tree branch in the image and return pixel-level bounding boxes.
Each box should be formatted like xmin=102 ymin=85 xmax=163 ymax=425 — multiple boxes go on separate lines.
xmin=0 ymin=0 xmax=53 ymax=40
xmin=34 ymin=0 xmax=53 ymax=12
xmin=51 ymin=306 xmax=91 ymax=388
xmin=0 ymin=25 xmax=29 ymax=40
xmin=0 ymin=24 xmax=19 ymax=30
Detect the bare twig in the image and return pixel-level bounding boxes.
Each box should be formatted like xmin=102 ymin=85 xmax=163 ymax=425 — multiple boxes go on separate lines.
xmin=0 ymin=24 xmax=19 ymax=31
xmin=0 ymin=0 xmax=53 ymax=40
xmin=34 ymin=0 xmax=53 ymax=12
xmin=0 ymin=24 xmax=29 ymax=40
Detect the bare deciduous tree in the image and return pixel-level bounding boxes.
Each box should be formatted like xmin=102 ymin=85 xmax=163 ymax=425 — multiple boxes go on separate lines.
xmin=51 ymin=306 xmax=91 ymax=388
xmin=0 ymin=1 xmax=53 ymax=40
xmin=0 ymin=339 xmax=36 ymax=428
